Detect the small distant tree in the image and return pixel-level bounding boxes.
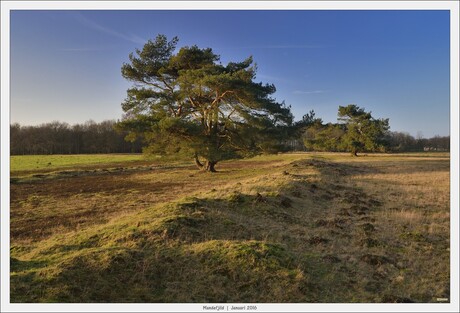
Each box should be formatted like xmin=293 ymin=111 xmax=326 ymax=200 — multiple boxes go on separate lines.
xmin=117 ymin=35 xmax=293 ymax=171
xmin=338 ymin=104 xmax=390 ymax=156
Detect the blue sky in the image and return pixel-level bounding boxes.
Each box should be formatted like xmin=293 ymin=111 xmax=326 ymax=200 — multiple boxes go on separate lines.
xmin=10 ymin=10 xmax=450 ymax=137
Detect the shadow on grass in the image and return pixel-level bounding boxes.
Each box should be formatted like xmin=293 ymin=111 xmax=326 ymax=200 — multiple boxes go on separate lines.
xmin=11 ymin=258 xmax=48 ymax=272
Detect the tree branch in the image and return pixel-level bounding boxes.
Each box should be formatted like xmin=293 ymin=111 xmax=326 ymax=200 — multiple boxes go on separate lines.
xmin=141 ymin=79 xmax=168 ymax=91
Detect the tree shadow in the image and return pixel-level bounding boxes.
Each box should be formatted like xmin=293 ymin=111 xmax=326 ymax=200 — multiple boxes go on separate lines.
xmin=11 ymin=258 xmax=48 ymax=272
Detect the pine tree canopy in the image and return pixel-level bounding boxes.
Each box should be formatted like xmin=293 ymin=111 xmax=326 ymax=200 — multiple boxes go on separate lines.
xmin=118 ymin=35 xmax=293 ymax=171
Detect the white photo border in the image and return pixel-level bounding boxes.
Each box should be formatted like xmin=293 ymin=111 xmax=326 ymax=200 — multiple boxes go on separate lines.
xmin=1 ymin=1 xmax=458 ymax=312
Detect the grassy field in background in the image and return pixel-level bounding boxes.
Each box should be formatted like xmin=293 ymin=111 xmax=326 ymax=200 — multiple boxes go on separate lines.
xmin=10 ymin=152 xmax=450 ymax=303
xmin=10 ymin=154 xmax=146 ymax=173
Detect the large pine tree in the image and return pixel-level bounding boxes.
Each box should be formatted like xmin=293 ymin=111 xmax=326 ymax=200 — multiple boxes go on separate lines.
xmin=118 ymin=35 xmax=293 ymax=171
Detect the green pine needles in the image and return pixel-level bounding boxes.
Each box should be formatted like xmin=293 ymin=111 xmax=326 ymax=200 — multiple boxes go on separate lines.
xmin=118 ymin=35 xmax=293 ymax=171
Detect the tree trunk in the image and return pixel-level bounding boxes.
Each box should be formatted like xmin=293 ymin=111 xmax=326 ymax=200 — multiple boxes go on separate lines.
xmin=205 ymin=161 xmax=217 ymax=172
xmin=194 ymin=154 xmax=217 ymax=172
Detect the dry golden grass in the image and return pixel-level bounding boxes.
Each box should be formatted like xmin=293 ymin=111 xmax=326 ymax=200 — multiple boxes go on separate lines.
xmin=10 ymin=152 xmax=450 ymax=303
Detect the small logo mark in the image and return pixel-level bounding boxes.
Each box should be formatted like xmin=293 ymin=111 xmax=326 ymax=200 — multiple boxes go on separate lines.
xmin=436 ymin=298 xmax=449 ymax=302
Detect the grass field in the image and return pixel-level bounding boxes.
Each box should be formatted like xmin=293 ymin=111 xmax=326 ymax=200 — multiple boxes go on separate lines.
xmin=9 ymin=152 xmax=450 ymax=303
xmin=11 ymin=154 xmax=146 ymax=172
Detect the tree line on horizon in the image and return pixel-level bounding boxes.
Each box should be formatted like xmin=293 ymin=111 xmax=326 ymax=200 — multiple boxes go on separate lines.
xmin=10 ymin=117 xmax=449 ymax=156
xmin=10 ymin=120 xmax=143 ymax=155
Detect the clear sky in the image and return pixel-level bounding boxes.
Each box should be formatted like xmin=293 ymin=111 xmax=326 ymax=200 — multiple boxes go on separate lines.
xmin=10 ymin=10 xmax=450 ymax=138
